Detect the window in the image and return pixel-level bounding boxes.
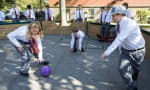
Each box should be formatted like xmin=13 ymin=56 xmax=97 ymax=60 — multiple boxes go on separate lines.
xmin=88 ymin=9 xmax=94 ymax=20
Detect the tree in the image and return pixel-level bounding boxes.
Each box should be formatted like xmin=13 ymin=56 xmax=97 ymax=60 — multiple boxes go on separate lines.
xmin=59 ymin=0 xmax=67 ymax=26
xmin=136 ymin=9 xmax=150 ymax=24
xmin=0 ymin=0 xmax=13 ymax=10
xmin=0 ymin=0 xmax=46 ymax=11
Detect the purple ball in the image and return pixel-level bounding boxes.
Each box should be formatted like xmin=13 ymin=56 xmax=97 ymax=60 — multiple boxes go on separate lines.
xmin=41 ymin=66 xmax=51 ymax=77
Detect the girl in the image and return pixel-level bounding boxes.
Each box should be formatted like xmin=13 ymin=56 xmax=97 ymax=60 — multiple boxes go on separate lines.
xmin=7 ymin=22 xmax=49 ymax=76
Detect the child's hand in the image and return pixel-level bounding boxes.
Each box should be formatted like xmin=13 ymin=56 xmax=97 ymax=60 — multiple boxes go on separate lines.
xmin=100 ymin=53 xmax=105 ymax=61
xmin=37 ymin=58 xmax=44 ymax=64
xmin=18 ymin=45 xmax=24 ymax=53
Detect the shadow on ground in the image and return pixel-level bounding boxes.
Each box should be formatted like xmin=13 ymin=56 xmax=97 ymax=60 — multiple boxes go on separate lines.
xmin=0 ymin=35 xmax=150 ymax=90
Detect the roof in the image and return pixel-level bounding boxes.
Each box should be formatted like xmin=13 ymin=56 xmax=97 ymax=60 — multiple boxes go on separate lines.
xmin=48 ymin=0 xmax=150 ymax=7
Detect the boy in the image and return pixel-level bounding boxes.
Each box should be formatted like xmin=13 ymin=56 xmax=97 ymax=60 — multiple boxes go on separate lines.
xmin=74 ymin=5 xmax=84 ymax=22
xmin=70 ymin=27 xmax=85 ymax=54
xmin=45 ymin=5 xmax=53 ymax=21
xmin=25 ymin=5 xmax=35 ymax=21
xmin=8 ymin=3 xmax=20 ymax=22
xmin=101 ymin=5 xmax=145 ymax=90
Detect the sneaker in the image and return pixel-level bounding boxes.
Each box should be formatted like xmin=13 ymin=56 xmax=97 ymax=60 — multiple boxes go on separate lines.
xmin=81 ymin=48 xmax=85 ymax=52
xmin=98 ymin=39 xmax=104 ymax=42
xmin=39 ymin=61 xmax=49 ymax=65
xmin=73 ymin=48 xmax=77 ymax=52
xmin=20 ymin=71 xmax=29 ymax=77
xmin=132 ymin=72 xmax=139 ymax=81
xmin=126 ymin=87 xmax=137 ymax=90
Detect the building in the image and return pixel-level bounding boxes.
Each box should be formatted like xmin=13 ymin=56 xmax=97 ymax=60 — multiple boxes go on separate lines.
xmin=48 ymin=0 xmax=150 ymax=21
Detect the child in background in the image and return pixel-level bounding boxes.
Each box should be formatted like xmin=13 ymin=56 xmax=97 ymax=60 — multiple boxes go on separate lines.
xmin=70 ymin=27 xmax=85 ymax=54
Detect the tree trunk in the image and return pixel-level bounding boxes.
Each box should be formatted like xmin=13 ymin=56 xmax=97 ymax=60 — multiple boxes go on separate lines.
xmin=59 ymin=0 xmax=67 ymax=26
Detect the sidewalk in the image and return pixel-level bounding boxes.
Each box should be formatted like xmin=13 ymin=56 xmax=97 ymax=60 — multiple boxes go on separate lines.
xmin=0 ymin=35 xmax=149 ymax=90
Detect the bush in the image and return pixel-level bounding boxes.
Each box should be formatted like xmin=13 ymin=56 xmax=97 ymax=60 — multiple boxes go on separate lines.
xmin=136 ymin=9 xmax=150 ymax=24
xmin=55 ymin=13 xmax=61 ymax=22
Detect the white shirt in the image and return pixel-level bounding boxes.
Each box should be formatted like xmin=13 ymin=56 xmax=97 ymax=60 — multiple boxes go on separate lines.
xmin=0 ymin=11 xmax=5 ymax=21
xmin=98 ymin=11 xmax=105 ymax=23
xmin=104 ymin=17 xmax=145 ymax=56
xmin=98 ymin=11 xmax=112 ymax=23
xmin=8 ymin=8 xmax=20 ymax=19
xmin=71 ymin=30 xmax=85 ymax=50
xmin=74 ymin=9 xmax=84 ymax=20
xmin=7 ymin=25 xmax=43 ymax=58
xmin=126 ymin=9 xmax=131 ymax=18
xmin=25 ymin=9 xmax=35 ymax=20
xmin=103 ymin=10 xmax=112 ymax=23
xmin=45 ymin=8 xmax=53 ymax=21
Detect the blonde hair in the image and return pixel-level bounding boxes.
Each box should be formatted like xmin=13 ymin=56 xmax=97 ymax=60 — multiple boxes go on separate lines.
xmin=27 ymin=22 xmax=43 ymax=40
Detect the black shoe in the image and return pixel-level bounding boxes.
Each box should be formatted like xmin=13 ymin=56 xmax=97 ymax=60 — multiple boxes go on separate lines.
xmin=73 ymin=48 xmax=77 ymax=52
xmin=126 ymin=87 xmax=137 ymax=90
xmin=134 ymin=88 xmax=137 ymax=90
xmin=132 ymin=72 xmax=139 ymax=81
xmin=39 ymin=61 xmax=49 ymax=65
xmin=81 ymin=48 xmax=85 ymax=52
xmin=20 ymin=72 xmax=29 ymax=77
xmin=98 ymin=39 xmax=104 ymax=42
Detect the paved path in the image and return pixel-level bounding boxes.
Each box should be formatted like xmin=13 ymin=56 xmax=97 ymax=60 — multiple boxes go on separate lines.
xmin=0 ymin=35 xmax=150 ymax=90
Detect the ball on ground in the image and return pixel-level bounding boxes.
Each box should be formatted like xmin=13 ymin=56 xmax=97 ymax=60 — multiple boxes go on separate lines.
xmin=41 ymin=66 xmax=51 ymax=77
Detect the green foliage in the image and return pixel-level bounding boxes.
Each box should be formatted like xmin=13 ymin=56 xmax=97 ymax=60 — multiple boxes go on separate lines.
xmin=136 ymin=9 xmax=150 ymax=24
xmin=0 ymin=0 xmax=13 ymax=11
xmin=55 ymin=13 xmax=61 ymax=22
xmin=0 ymin=0 xmax=48 ymax=11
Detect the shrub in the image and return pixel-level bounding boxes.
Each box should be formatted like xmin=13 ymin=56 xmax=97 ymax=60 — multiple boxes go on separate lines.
xmin=136 ymin=9 xmax=150 ymax=24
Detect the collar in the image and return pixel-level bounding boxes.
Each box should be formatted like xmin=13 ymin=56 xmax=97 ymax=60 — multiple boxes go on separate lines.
xmin=119 ymin=17 xmax=127 ymax=26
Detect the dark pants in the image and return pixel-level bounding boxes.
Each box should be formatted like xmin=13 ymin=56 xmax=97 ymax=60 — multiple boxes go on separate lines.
xmin=27 ymin=18 xmax=34 ymax=22
xmin=13 ymin=40 xmax=38 ymax=74
xmin=76 ymin=18 xmax=83 ymax=22
xmin=119 ymin=47 xmax=145 ymax=90
xmin=12 ymin=18 xmax=20 ymax=23
xmin=112 ymin=25 xmax=117 ymax=37
xmin=100 ymin=23 xmax=110 ymax=39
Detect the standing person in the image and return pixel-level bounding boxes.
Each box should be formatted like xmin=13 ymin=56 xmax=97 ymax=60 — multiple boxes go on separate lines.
xmin=123 ymin=2 xmax=131 ymax=18
xmin=8 ymin=2 xmax=20 ymax=22
xmin=98 ymin=7 xmax=105 ymax=24
xmin=25 ymin=5 xmax=35 ymax=21
xmin=74 ymin=5 xmax=84 ymax=22
xmin=45 ymin=5 xmax=53 ymax=21
xmin=101 ymin=5 xmax=145 ymax=90
xmin=7 ymin=22 xmax=49 ymax=77
xmin=0 ymin=11 xmax=5 ymax=24
xmin=70 ymin=27 xmax=85 ymax=54
xmin=98 ymin=6 xmax=112 ymax=41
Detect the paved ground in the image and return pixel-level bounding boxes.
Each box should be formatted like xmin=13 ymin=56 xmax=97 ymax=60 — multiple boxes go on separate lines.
xmin=0 ymin=35 xmax=150 ymax=90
